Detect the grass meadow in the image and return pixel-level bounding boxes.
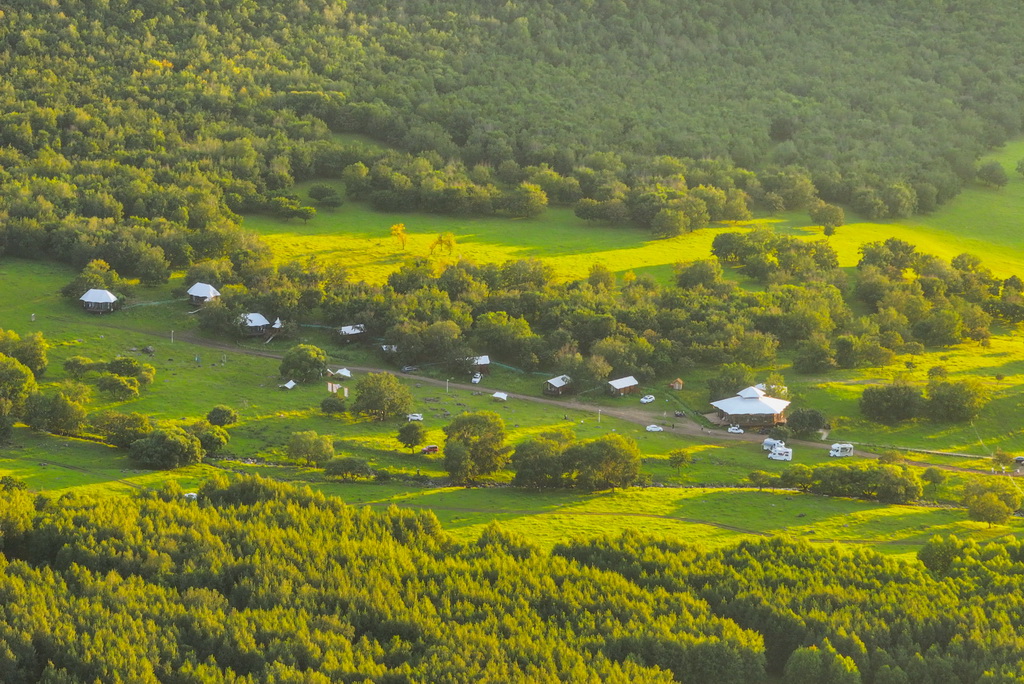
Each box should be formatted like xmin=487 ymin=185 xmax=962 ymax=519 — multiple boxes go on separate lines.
xmin=4 ymin=143 xmax=1024 ymax=555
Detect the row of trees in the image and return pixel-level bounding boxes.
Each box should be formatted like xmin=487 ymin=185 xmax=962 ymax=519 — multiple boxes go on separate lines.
xmin=860 ymin=374 xmax=991 ymax=424
xmin=751 ymin=461 xmax=923 ymax=504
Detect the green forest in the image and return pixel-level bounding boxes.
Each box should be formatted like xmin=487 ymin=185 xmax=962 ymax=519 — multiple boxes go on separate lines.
xmin=5 ymin=0 xmax=1024 ymax=680
xmin=1 ymin=476 xmax=1023 ymax=683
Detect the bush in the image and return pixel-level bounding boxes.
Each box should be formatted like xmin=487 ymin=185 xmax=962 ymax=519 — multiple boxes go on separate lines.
xmin=207 ymin=405 xmax=239 ymax=426
xmin=860 ymin=382 xmax=922 ymax=423
xmin=324 ymin=457 xmax=374 ymax=480
xmin=320 ymin=395 xmax=346 ymax=415
xmin=96 ymin=372 xmax=140 ymax=400
xmin=129 ymin=427 xmax=204 ymax=469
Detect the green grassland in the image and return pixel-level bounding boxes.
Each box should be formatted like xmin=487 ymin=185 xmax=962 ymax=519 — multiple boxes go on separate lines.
xmin=5 ymin=146 xmax=1024 ymax=556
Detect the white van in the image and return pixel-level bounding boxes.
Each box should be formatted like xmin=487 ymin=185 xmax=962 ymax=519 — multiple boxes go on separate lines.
xmin=829 ymin=443 xmax=854 ymax=458
xmin=768 ymin=446 xmax=793 ymax=461
xmin=762 ymin=437 xmax=785 ymax=451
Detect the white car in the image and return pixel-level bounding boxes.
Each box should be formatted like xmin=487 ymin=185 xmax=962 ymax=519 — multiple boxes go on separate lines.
xmin=471 ymin=372 xmax=482 ymax=384
xmin=640 ymin=395 xmax=655 ymax=404
xmin=407 ymin=413 xmax=423 ymax=421
xmin=646 ymin=424 xmax=664 ymax=432
xmin=727 ymin=425 xmax=744 ymax=434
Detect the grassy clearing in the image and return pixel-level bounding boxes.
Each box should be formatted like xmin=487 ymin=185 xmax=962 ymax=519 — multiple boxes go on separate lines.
xmin=250 ymin=155 xmax=1024 ymax=284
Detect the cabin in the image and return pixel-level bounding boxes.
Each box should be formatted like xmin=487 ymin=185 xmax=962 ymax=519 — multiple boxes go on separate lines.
xmin=544 ymin=374 xmax=572 ymax=396
xmin=468 ymin=355 xmax=491 ymax=373
xmin=668 ymin=378 xmax=685 ymax=391
xmin=709 ymin=386 xmax=790 ymax=427
xmin=337 ymin=324 xmax=366 ymax=340
xmin=607 ymin=376 xmax=639 ymax=396
xmin=186 ymin=282 xmax=220 ymax=305
xmin=80 ymin=289 xmax=118 ymax=313
xmin=240 ymin=313 xmax=270 ymax=336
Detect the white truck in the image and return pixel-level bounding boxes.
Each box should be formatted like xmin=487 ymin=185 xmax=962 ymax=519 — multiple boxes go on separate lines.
xmin=762 ymin=437 xmax=785 ymax=451
xmin=829 ymin=443 xmax=854 ymax=458
xmin=768 ymin=445 xmax=793 ymax=461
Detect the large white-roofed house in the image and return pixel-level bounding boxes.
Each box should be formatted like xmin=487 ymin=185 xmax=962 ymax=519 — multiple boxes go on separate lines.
xmin=710 ymin=386 xmax=791 ymax=427
xmin=80 ymin=289 xmax=118 ymax=313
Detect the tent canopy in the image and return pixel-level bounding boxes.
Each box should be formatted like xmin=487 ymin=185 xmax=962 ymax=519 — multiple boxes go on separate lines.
xmin=80 ymin=289 xmax=117 ymax=303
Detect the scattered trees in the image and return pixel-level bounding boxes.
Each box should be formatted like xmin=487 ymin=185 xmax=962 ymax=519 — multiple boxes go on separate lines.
xmin=962 ymin=478 xmax=1022 ymax=527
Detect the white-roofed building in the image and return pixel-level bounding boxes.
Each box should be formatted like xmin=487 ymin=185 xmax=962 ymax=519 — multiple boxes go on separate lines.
xmin=469 ymin=355 xmax=490 ymax=372
xmin=337 ymin=324 xmax=366 ymax=339
xmin=607 ymin=376 xmax=639 ymax=396
xmin=187 ymin=282 xmax=220 ymax=305
xmin=710 ymin=386 xmax=791 ymax=426
xmin=240 ymin=313 xmax=270 ymax=335
xmin=80 ymin=289 xmax=118 ymax=313
xmin=544 ymin=374 xmax=573 ymax=396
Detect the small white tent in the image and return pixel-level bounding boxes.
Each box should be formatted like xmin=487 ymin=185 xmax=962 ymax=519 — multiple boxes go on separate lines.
xmin=80 ymin=289 xmax=118 ymax=313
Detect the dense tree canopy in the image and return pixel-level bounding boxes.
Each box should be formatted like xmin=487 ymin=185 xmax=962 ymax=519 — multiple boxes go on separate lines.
xmin=0 ymin=477 xmax=1022 ymax=682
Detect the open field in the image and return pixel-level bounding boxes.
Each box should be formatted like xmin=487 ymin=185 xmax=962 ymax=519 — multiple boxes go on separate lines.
xmin=250 ymin=158 xmax=1024 ymax=284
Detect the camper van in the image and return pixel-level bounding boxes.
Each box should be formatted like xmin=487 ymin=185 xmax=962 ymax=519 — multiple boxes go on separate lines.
xmin=829 ymin=443 xmax=854 ymax=458
xmin=762 ymin=437 xmax=785 ymax=452
xmin=768 ymin=446 xmax=793 ymax=461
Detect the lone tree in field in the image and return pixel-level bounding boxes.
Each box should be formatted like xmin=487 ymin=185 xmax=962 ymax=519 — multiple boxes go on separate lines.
xmin=809 ymin=201 xmax=845 ymax=235
xmin=562 ymin=434 xmax=642 ymax=491
xmin=443 ymin=411 xmax=510 ymax=479
xmin=288 ymin=430 xmax=334 ymax=466
xmin=390 ymin=223 xmax=408 ymax=250
xmin=352 ymin=372 xmax=413 ymax=421
xmin=398 ymin=421 xmax=427 ymax=452
xmin=279 ymin=344 xmax=327 ymax=383
xmin=922 ymin=467 xmax=946 ymax=495
xmin=668 ymin=449 xmax=693 ymax=479
xmin=962 ymin=478 xmax=1022 ymax=527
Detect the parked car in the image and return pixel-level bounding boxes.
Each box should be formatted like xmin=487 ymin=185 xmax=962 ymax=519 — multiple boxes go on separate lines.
xmin=727 ymin=425 xmax=744 ymax=434
xmin=420 ymin=445 xmax=439 ymax=454
xmin=674 ymin=410 xmax=685 ymax=417
xmin=640 ymin=394 xmax=655 ymax=404
xmin=401 ymin=365 xmax=419 ymax=373
xmin=1015 ymin=456 xmax=1024 ymax=465
xmin=471 ymin=372 xmax=483 ymax=384
xmin=646 ymin=424 xmax=664 ymax=432
xmin=407 ymin=413 xmax=423 ymax=421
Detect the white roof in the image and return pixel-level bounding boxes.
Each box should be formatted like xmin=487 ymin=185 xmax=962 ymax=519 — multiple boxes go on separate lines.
xmin=338 ymin=324 xmax=365 ymax=335
xmin=711 ymin=386 xmax=790 ymax=416
xmin=187 ymin=282 xmax=220 ymax=299
xmin=328 ymin=367 xmax=352 ymax=378
xmin=280 ymin=380 xmax=296 ymax=389
xmin=243 ymin=313 xmax=270 ymax=327
xmin=80 ymin=289 xmax=117 ymax=303
xmin=471 ymin=355 xmax=490 ymax=365
xmin=608 ymin=376 xmax=639 ymax=390
xmin=272 ymin=318 xmax=282 ymax=329
xmin=492 ymin=392 xmax=508 ymax=401
xmin=547 ymin=374 xmax=572 ymax=388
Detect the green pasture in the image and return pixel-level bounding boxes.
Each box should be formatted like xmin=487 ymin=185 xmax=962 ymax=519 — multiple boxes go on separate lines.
xmin=248 ymin=158 xmax=1024 ymax=284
